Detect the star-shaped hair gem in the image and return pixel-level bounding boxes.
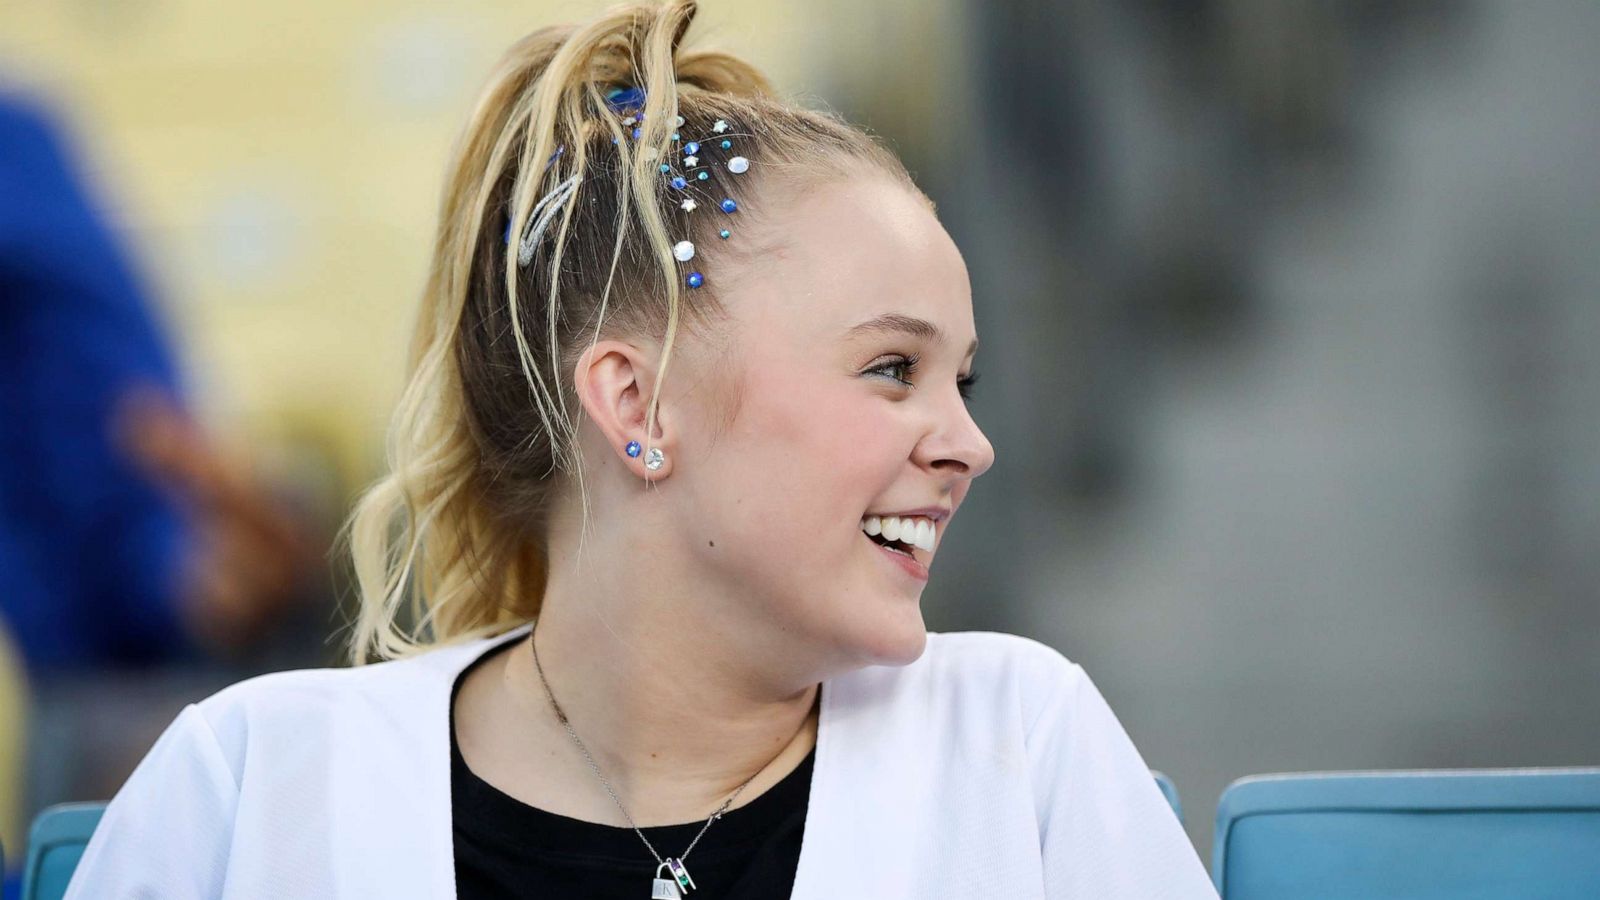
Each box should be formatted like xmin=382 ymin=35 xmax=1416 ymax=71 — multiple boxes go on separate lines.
xmin=712 ymin=119 xmax=728 ymax=133
xmin=681 ymin=198 xmax=697 ymax=212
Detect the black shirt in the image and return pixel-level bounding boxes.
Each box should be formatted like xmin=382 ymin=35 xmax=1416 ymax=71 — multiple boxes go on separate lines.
xmin=449 ymin=636 xmax=814 ymax=898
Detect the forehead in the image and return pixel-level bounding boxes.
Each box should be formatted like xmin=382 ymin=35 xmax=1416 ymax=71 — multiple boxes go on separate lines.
xmin=727 ymin=173 xmax=973 ymax=350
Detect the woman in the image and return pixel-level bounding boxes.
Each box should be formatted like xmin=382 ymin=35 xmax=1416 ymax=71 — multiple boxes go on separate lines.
xmin=64 ymin=1 xmax=1216 ymax=897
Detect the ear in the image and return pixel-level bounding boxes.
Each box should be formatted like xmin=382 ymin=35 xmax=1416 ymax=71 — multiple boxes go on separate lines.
xmin=573 ymin=339 xmax=674 ymax=482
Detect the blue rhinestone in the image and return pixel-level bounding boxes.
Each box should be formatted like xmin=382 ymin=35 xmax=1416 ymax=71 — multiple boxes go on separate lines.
xmin=660 ymin=163 xmax=670 ymax=173
xmin=684 ymin=141 xmax=700 ymax=155
xmin=672 ymin=132 xmax=680 ymax=141
xmin=632 ymin=127 xmax=642 ymax=140
xmin=686 ymin=272 xmax=704 ymax=288
xmin=697 ymin=172 xmax=709 ymax=181
xmin=719 ymin=229 xmax=731 ymax=239
xmin=625 ymin=440 xmax=642 ymax=457
xmin=671 ymin=176 xmax=687 ymax=189
xmin=720 ymin=140 xmax=731 ymax=149
xmin=720 ymin=198 xmax=738 ymax=213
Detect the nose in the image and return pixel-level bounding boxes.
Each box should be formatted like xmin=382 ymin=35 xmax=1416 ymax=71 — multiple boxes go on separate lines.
xmin=913 ymin=391 xmax=995 ymax=484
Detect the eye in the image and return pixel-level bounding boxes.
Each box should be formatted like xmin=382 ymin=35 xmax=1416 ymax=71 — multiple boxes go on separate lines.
xmin=866 ymin=354 xmax=981 ymax=403
xmin=957 ymin=370 xmax=980 ymax=401
xmin=867 ymin=353 xmax=921 ymax=387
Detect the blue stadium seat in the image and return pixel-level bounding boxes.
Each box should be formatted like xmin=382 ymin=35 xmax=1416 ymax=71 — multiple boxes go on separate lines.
xmin=1213 ymin=767 xmax=1600 ymax=899
xmin=21 ymin=803 xmax=104 ymax=900
xmin=1152 ymin=769 xmax=1184 ymax=824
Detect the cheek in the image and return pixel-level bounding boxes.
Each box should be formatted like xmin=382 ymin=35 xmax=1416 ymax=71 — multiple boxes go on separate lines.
xmin=709 ymin=370 xmax=901 ymax=537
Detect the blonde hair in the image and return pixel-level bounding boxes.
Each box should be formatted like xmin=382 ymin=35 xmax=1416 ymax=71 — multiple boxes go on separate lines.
xmin=340 ymin=0 xmax=918 ymax=665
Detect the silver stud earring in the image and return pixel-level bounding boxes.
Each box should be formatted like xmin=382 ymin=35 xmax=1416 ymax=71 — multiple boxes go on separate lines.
xmin=644 ymin=447 xmax=665 ymax=471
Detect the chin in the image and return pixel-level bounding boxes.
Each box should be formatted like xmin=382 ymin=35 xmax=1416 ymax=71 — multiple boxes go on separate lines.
xmin=856 ymin=616 xmax=929 ymax=668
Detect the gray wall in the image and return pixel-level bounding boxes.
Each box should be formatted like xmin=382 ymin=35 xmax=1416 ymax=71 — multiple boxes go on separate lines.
xmin=878 ymin=0 xmax=1600 ymax=863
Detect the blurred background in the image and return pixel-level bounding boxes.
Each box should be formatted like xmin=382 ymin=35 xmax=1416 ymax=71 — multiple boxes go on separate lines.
xmin=0 ymin=0 xmax=1595 ymax=887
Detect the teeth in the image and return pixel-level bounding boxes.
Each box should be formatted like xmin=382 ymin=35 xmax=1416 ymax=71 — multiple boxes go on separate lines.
xmin=860 ymin=515 xmax=937 ymax=553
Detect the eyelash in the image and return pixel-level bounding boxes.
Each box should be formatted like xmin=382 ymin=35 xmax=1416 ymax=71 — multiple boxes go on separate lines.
xmin=868 ymin=353 xmax=982 ymax=400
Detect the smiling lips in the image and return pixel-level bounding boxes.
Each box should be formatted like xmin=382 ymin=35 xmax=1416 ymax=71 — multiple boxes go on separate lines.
xmin=859 ymin=514 xmax=938 ymax=555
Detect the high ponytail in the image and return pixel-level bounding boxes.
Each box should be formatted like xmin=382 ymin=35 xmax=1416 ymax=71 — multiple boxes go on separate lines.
xmin=339 ymin=0 xmax=918 ymax=665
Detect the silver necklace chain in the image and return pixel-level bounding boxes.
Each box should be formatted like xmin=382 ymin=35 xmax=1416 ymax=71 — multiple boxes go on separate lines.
xmin=528 ymin=630 xmax=761 ymax=871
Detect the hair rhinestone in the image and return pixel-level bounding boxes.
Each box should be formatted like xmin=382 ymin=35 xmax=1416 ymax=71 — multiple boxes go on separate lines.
xmin=720 ymin=139 xmax=732 ymax=149
xmin=719 ymin=229 xmax=731 ymax=239
xmin=720 ymin=198 xmax=738 ymax=213
xmin=684 ymin=141 xmax=700 ymax=155
xmin=673 ymin=240 xmax=696 ymax=262
xmin=727 ymin=156 xmax=749 ymax=174
xmin=697 ymin=171 xmax=709 ymax=181
xmin=670 ymin=176 xmax=687 ymax=190
xmin=686 ymin=272 xmax=704 ymax=288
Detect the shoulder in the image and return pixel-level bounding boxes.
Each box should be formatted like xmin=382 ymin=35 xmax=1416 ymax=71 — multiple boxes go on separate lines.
xmin=924 ymin=630 xmax=1080 ymax=680
xmin=922 ymin=630 xmax=1085 ymax=725
xmin=828 ymin=630 xmax=1085 ymax=745
xmin=195 ymin=647 xmax=424 ymax=719
xmin=188 ymin=628 xmax=523 ymax=772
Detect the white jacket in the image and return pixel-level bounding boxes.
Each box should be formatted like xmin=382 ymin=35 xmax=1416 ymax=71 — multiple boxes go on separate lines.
xmin=64 ymin=622 xmax=1218 ymax=898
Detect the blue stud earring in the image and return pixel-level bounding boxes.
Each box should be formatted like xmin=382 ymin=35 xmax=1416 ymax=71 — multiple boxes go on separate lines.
xmin=625 ymin=440 xmax=641 ymax=458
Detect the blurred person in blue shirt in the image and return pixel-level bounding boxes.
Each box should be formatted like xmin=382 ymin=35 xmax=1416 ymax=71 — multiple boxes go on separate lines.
xmin=0 ymin=90 xmax=318 ymax=676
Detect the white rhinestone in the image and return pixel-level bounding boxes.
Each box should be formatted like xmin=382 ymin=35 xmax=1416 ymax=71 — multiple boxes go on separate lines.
xmin=681 ymin=199 xmax=697 ymax=212
xmin=712 ymin=119 xmax=728 ymax=133
xmin=674 ymin=115 xmax=685 ymax=127
xmin=727 ymin=156 xmax=749 ymax=174
xmin=683 ymin=155 xmax=698 ymax=167
xmin=673 ymin=240 xmax=695 ymax=261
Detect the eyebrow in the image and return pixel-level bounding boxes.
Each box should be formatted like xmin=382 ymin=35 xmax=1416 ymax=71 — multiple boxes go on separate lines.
xmin=845 ymin=313 xmax=979 ymax=357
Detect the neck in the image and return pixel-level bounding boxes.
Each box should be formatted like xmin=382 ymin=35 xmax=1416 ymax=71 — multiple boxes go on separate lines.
xmin=505 ymin=533 xmax=821 ymax=824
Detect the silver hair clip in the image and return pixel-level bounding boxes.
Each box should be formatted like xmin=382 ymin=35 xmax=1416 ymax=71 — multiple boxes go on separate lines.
xmin=516 ymin=173 xmax=581 ymax=268
xmin=505 ymin=89 xmax=754 ymax=286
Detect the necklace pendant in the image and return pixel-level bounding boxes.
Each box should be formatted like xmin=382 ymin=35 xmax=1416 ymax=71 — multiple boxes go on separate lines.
xmin=653 ymin=859 xmax=696 ymax=896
